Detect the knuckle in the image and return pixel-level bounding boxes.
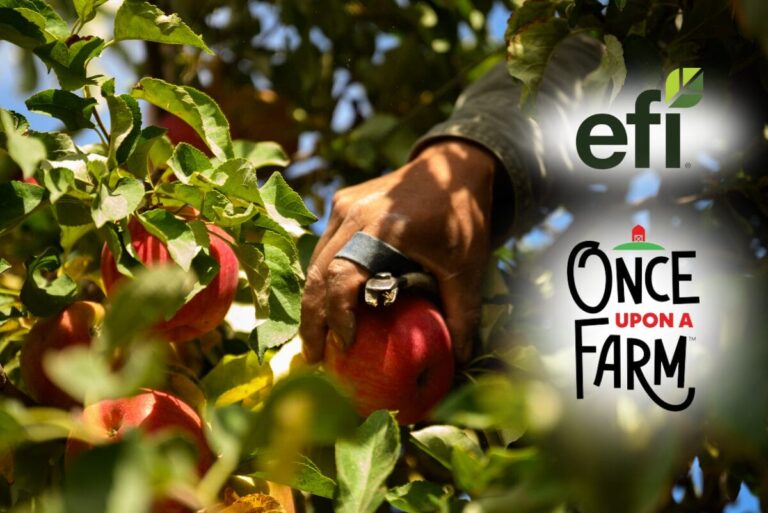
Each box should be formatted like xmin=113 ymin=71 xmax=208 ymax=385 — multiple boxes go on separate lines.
xmin=331 ymin=191 xmax=350 ymax=213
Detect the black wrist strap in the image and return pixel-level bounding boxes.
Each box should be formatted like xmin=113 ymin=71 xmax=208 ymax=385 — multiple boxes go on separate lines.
xmin=335 ymin=232 xmax=421 ymax=275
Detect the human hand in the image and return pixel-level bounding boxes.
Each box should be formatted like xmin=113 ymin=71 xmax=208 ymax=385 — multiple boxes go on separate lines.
xmin=300 ymin=140 xmax=496 ymax=364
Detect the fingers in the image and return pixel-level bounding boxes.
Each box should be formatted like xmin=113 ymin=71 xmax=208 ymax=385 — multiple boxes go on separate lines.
xmin=437 ymin=274 xmax=482 ymax=363
xmin=300 ymin=263 xmax=328 ymax=363
xmin=300 ymin=222 xmax=367 ymax=362
xmin=325 ymin=258 xmax=368 ymax=347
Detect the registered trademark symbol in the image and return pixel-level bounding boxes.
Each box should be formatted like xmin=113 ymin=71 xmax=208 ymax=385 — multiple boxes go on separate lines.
xmin=685 ymin=162 xmax=692 ymax=168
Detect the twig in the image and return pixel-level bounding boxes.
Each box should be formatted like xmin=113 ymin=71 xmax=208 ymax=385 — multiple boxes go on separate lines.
xmin=0 ymin=365 xmax=35 ymax=406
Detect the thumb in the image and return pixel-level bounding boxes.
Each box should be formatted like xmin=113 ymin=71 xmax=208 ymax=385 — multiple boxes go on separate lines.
xmin=437 ymin=275 xmax=482 ymax=363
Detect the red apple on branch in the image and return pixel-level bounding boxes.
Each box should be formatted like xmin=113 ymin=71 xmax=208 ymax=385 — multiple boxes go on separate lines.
xmin=20 ymin=301 xmax=105 ymax=409
xmin=324 ymin=295 xmax=454 ymax=425
xmin=66 ymin=389 xmax=215 ymax=513
xmin=100 ymin=217 xmax=239 ymax=343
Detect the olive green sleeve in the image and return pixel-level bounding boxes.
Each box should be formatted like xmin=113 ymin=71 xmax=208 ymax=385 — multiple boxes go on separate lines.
xmin=410 ymin=34 xmax=605 ymax=238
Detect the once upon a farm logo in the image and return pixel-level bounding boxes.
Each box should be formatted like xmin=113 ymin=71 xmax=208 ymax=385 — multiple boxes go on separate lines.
xmin=567 ymin=226 xmax=698 ymax=412
xmin=576 ymin=67 xmax=704 ymax=170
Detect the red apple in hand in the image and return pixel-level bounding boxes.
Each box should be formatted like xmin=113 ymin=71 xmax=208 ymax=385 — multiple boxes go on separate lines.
xmin=100 ymin=216 xmax=239 ymax=343
xmin=66 ymin=390 xmax=215 ymax=513
xmin=324 ymin=295 xmax=454 ymax=425
xmin=20 ymin=301 xmax=105 ymax=409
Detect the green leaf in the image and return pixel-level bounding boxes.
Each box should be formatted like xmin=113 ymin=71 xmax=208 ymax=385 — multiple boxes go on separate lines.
xmin=233 ymin=140 xmax=289 ymax=168
xmin=251 ymin=455 xmax=337 ymax=499
xmin=0 ymin=180 xmax=46 ymax=233
xmin=19 ymin=248 xmax=77 ymax=317
xmin=431 ymin=376 xmax=527 ymax=431
xmin=98 ymin=265 xmax=194 ymax=349
xmin=201 ymin=190 xmax=256 ymax=227
xmin=261 ymin=171 xmax=317 ymax=226
xmin=615 ymin=0 xmax=627 ymax=10
xmin=0 ymin=258 xmax=10 ymax=274
xmin=106 ymin=94 xmax=142 ymax=166
xmin=451 ymin=447 xmax=538 ymax=496
xmin=33 ymin=36 xmax=105 ymax=90
xmin=0 ymin=0 xmax=67 ymax=48
xmin=100 ymin=222 xmax=141 ymax=277
xmin=253 ymin=246 xmax=301 ymax=358
xmin=206 ymin=158 xmax=263 ymax=204
xmin=0 ymin=6 xmax=47 ymax=49
xmin=132 ymin=78 xmax=232 ymax=159
xmin=124 ymin=125 xmax=167 ymax=178
xmin=73 ymin=0 xmax=108 ymax=24
xmin=0 ymin=409 xmax=26 ymax=451
xmin=42 ymin=167 xmax=75 ymax=203
xmin=136 ymin=209 xmax=201 ymax=272
xmin=583 ymin=35 xmax=626 ymax=103
xmin=506 ymin=4 xmax=570 ymax=98
xmin=168 ymin=142 xmax=212 ymax=183
xmin=25 ymin=89 xmax=97 ymax=130
xmin=63 ymin=436 xmax=153 ymax=513
xmin=54 ymin=195 xmax=92 ymax=226
xmin=90 ymin=177 xmax=144 ymax=228
xmin=46 ymin=340 xmax=166 ymax=404
xmin=385 ymin=481 xmax=452 ymax=513
xmin=410 ymin=425 xmax=482 ymax=470
xmin=233 ymin=243 xmax=270 ymax=318
xmin=114 ymin=0 xmax=212 ymax=54
xmin=201 ymin=352 xmax=273 ymax=408
xmin=1 ymin=110 xmax=46 ymax=179
xmin=335 ymin=411 xmax=401 ymax=513
xmin=32 ymin=130 xmax=77 ymax=160
xmin=100 ymin=76 xmax=115 ymax=97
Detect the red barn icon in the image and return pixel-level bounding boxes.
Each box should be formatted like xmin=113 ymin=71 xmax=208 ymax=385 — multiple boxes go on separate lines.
xmin=632 ymin=224 xmax=646 ymax=242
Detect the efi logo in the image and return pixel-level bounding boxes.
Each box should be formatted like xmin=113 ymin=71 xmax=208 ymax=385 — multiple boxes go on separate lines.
xmin=576 ymin=67 xmax=704 ymax=170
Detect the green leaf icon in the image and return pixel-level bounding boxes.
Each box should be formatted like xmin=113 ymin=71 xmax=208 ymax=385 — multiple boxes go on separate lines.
xmin=665 ymin=67 xmax=703 ymax=108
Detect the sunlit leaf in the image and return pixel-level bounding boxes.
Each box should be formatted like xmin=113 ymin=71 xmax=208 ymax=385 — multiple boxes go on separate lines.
xmin=114 ymin=0 xmax=212 ymax=54
xmin=90 ymin=177 xmax=144 ymax=228
xmin=202 ymin=352 xmax=273 ymax=409
xmin=233 ymin=140 xmax=289 ymax=169
xmin=260 ymin=172 xmax=317 ymax=226
xmin=132 ymin=78 xmax=232 ymax=159
xmin=137 ymin=209 xmax=201 ymax=272
xmin=73 ymin=0 xmax=108 ymax=24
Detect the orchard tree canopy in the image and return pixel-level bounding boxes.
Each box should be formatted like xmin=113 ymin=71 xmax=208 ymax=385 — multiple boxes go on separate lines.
xmin=0 ymin=1 xmax=767 ymax=513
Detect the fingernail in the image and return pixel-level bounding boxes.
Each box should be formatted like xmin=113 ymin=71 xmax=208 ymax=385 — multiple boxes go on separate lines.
xmin=339 ymin=312 xmax=356 ymax=348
